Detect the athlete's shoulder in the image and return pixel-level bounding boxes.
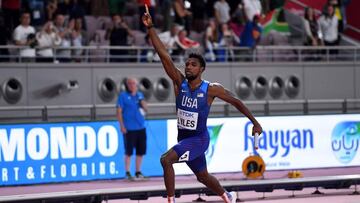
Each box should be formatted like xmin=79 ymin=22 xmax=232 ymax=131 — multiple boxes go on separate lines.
xmin=209 ymin=82 xmax=224 ymax=89
xmin=208 ymin=82 xmax=226 ymax=97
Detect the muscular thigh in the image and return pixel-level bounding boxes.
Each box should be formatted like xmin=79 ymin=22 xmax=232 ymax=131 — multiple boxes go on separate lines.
xmin=173 ymin=134 xmax=209 ymax=164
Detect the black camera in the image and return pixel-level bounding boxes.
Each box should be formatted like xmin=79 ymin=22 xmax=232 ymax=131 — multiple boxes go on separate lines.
xmin=27 ymin=33 xmax=38 ymax=48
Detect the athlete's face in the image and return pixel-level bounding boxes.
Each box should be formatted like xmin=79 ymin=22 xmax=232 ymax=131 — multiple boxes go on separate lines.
xmin=185 ymin=58 xmax=203 ymax=81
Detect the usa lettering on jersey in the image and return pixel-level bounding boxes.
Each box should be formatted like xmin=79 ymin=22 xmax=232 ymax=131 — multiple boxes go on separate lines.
xmin=181 ymin=95 xmax=198 ymax=109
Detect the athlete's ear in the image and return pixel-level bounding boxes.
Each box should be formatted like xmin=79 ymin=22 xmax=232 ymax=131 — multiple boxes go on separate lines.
xmin=201 ymin=66 xmax=205 ymax=72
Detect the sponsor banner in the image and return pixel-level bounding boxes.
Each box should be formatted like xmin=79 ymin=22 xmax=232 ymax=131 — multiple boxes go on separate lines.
xmin=168 ymin=114 xmax=360 ymax=175
xmin=0 ymin=120 xmax=167 ymax=186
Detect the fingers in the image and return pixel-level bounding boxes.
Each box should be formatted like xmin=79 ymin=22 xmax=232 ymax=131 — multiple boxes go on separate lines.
xmin=145 ymin=4 xmax=150 ymax=14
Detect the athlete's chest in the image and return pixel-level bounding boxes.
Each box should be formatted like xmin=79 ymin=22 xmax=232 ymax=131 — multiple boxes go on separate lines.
xmin=178 ymin=90 xmax=207 ymax=110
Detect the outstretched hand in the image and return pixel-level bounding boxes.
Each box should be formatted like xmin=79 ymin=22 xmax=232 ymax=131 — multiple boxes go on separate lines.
xmin=142 ymin=5 xmax=153 ymax=28
xmin=252 ymin=123 xmax=262 ymax=136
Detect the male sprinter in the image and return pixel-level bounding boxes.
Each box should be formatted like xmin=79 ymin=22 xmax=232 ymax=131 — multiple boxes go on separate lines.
xmin=142 ymin=6 xmax=262 ymax=203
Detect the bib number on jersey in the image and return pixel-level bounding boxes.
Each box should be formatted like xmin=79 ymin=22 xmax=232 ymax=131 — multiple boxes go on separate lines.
xmin=177 ymin=109 xmax=198 ymax=130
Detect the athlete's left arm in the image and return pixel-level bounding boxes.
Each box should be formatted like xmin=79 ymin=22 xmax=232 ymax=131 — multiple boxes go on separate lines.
xmin=208 ymin=83 xmax=263 ymax=135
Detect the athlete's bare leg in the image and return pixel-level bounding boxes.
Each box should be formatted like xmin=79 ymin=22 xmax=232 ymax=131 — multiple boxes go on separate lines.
xmin=195 ymin=168 xmax=225 ymax=195
xmin=160 ymin=149 xmax=179 ymax=197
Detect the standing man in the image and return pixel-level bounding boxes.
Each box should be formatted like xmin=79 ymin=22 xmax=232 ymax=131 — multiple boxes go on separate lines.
xmin=142 ymin=6 xmax=262 ymax=203
xmin=13 ymin=11 xmax=36 ymax=62
xmin=116 ymin=77 xmax=148 ymax=180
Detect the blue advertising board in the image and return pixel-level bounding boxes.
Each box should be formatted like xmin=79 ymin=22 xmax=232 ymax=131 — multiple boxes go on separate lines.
xmin=0 ymin=120 xmax=167 ymax=186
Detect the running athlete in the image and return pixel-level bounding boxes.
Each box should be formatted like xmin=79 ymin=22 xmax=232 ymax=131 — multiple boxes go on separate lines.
xmin=142 ymin=6 xmax=263 ymax=203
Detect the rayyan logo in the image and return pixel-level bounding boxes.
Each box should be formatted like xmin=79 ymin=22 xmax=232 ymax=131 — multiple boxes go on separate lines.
xmin=205 ymin=124 xmax=223 ymax=164
xmin=331 ymin=122 xmax=360 ymax=164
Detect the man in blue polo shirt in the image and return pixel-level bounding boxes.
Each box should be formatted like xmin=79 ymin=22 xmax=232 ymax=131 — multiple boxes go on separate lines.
xmin=116 ymin=77 xmax=148 ymax=180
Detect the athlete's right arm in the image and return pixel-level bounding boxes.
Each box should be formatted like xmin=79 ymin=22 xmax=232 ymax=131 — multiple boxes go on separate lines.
xmin=142 ymin=6 xmax=184 ymax=87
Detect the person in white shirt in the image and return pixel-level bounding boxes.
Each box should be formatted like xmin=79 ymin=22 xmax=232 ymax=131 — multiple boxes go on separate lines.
xmin=214 ymin=0 xmax=230 ymax=24
xmin=318 ymin=4 xmax=339 ymax=54
xmin=36 ymin=21 xmax=61 ymax=62
xmin=13 ymin=12 xmax=36 ymax=62
xmin=54 ymin=13 xmax=72 ymax=62
xmin=205 ymin=19 xmax=218 ymax=62
xmin=243 ymin=0 xmax=262 ymax=22
xmin=158 ymin=24 xmax=180 ymax=59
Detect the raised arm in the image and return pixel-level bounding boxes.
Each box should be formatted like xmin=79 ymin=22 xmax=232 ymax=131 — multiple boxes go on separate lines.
xmin=208 ymin=83 xmax=262 ymax=135
xmin=142 ymin=5 xmax=184 ymax=87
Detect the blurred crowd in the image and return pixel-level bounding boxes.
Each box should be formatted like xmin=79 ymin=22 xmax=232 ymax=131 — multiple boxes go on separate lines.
xmin=0 ymin=0 xmax=351 ymax=63
xmin=302 ymin=0 xmax=350 ymax=59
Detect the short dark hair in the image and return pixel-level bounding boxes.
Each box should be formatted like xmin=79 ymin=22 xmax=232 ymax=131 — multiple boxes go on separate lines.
xmin=188 ymin=53 xmax=206 ymax=70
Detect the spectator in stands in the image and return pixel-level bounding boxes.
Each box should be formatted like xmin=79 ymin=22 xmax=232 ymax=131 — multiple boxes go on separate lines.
xmin=176 ymin=29 xmax=200 ymax=50
xmin=326 ymin=0 xmax=351 ymax=33
xmin=303 ymin=7 xmax=323 ymax=47
xmin=71 ymin=17 xmax=87 ymax=62
xmin=173 ymin=0 xmax=192 ymax=34
xmin=105 ymin=14 xmax=134 ymax=62
xmin=54 ymin=13 xmax=72 ymax=62
xmin=68 ymin=0 xmax=87 ymax=31
xmin=22 ymin=0 xmax=47 ymax=28
xmin=175 ymin=29 xmax=200 ymax=62
xmin=318 ymin=4 xmax=339 ymax=55
xmin=35 ymin=21 xmax=62 ymax=62
xmin=229 ymin=2 xmax=246 ymax=38
xmin=229 ymin=4 xmax=246 ymax=61
xmin=158 ymin=24 xmax=180 ymax=58
xmin=240 ymin=14 xmax=262 ymax=48
xmin=13 ymin=11 xmax=36 ymax=62
xmin=218 ymin=23 xmax=239 ymax=61
xmin=89 ymin=32 xmax=107 ymax=62
xmin=141 ymin=34 xmax=160 ymax=62
xmin=158 ymin=25 xmax=179 ymax=48
xmin=205 ymin=19 xmax=219 ymax=62
xmin=46 ymin=0 xmax=58 ymax=21
xmin=243 ymin=0 xmax=262 ymax=22
xmin=214 ymin=0 xmax=231 ymax=24
xmin=239 ymin=14 xmax=262 ymax=61
xmin=303 ymin=7 xmax=323 ymax=61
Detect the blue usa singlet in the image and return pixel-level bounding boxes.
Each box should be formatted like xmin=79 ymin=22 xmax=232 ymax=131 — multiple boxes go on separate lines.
xmin=173 ymin=79 xmax=211 ymax=172
xmin=176 ymin=79 xmax=210 ymax=138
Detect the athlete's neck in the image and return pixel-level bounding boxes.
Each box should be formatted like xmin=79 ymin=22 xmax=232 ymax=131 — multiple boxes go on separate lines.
xmin=187 ymin=78 xmax=202 ymax=91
